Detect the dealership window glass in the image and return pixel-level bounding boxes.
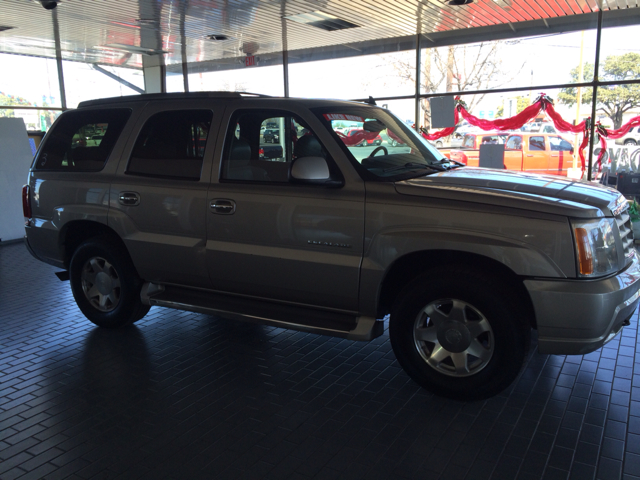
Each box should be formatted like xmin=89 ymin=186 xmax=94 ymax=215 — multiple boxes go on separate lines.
xmin=0 ymin=53 xmax=61 ymax=110
xmin=437 ymin=89 xmax=584 ymax=177
xmin=35 ymin=109 xmax=131 ymax=171
xmin=127 ymin=110 xmax=212 ymax=180
xmin=599 ymin=23 xmax=640 ymax=83
xmin=420 ymin=29 xmax=597 ymax=98
xmin=1 ymin=108 xmax=62 ymax=133
xmin=188 ymin=54 xmax=284 ymax=96
xmin=62 ymin=61 xmax=144 ymax=108
xmin=289 ymin=49 xmax=414 ymax=100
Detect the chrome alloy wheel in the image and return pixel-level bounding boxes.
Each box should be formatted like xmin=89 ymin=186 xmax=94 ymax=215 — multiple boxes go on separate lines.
xmin=413 ymin=298 xmax=494 ymax=377
xmin=80 ymin=256 xmax=121 ymax=312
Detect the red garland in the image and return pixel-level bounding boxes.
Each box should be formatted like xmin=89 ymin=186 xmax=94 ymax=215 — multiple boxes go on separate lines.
xmin=421 ymin=94 xmax=595 ymax=175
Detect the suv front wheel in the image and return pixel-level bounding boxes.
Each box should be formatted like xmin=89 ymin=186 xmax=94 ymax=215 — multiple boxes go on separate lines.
xmin=390 ymin=266 xmax=530 ymax=400
xmin=69 ymin=237 xmax=150 ymax=328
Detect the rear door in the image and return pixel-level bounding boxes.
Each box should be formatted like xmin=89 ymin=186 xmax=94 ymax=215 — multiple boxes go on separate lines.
xmin=548 ymin=135 xmax=574 ymax=176
xmin=109 ymin=100 xmax=222 ymax=288
xmin=205 ymin=103 xmax=365 ymax=312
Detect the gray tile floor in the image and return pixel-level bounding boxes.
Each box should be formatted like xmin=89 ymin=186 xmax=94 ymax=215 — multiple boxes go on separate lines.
xmin=1 ymin=241 xmax=639 ymax=480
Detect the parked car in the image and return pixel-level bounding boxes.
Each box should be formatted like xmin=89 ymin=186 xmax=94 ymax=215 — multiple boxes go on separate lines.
xmin=615 ymin=127 xmax=640 ymax=146
xmin=450 ymin=133 xmax=575 ymax=176
xmin=22 ymin=92 xmax=640 ymax=401
xmin=262 ymin=128 xmax=279 ymax=143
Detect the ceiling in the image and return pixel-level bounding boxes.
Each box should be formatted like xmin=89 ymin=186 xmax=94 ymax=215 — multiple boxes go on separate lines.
xmin=1 ymin=0 xmax=639 ymax=73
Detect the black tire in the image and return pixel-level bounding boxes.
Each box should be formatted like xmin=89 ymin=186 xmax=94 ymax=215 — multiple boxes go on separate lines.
xmin=69 ymin=236 xmax=150 ymax=328
xmin=624 ymin=139 xmax=637 ymax=146
xmin=390 ymin=266 xmax=530 ymax=400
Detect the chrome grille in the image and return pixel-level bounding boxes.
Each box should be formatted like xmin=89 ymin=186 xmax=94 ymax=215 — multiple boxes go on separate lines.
xmin=616 ymin=210 xmax=635 ymax=266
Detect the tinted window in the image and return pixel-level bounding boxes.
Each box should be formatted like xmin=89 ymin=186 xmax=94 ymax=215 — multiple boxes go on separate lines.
xmin=35 ymin=109 xmax=131 ymax=171
xmin=127 ymin=110 xmax=212 ymax=180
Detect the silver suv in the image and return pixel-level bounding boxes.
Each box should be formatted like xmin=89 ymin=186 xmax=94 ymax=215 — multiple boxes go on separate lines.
xmin=22 ymin=92 xmax=640 ymax=400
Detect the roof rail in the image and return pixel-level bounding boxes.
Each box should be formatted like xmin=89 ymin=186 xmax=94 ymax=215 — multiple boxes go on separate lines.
xmin=77 ymin=91 xmax=273 ymax=108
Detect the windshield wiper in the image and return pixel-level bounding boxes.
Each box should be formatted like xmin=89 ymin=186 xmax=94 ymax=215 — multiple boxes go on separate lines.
xmin=383 ymin=162 xmax=446 ymax=173
xmin=429 ymin=158 xmax=465 ymax=168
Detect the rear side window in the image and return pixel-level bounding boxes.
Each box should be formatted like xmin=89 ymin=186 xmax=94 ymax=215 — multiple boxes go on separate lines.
xmin=462 ymin=135 xmax=475 ymax=148
xmin=127 ymin=110 xmax=212 ymax=180
xmin=35 ymin=109 xmax=131 ymax=171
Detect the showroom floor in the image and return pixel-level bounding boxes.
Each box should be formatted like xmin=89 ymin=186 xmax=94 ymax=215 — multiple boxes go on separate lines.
xmin=1 ymin=241 xmax=639 ymax=480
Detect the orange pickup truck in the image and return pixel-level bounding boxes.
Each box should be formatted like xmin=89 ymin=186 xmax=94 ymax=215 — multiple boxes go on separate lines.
xmin=450 ymin=132 xmax=575 ymax=176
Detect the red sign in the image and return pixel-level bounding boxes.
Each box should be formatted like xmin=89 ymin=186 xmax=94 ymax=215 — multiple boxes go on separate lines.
xmin=245 ymin=56 xmax=256 ymax=67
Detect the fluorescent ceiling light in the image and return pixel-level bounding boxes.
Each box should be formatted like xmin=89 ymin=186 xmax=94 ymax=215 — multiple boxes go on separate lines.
xmin=284 ymin=11 xmax=359 ymax=31
xmin=99 ymin=44 xmax=168 ymax=55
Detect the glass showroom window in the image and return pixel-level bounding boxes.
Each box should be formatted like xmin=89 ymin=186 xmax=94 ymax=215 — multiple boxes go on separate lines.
xmin=0 ymin=108 xmax=62 ymax=134
xmin=419 ymin=27 xmax=597 ymax=97
xmin=62 ymin=61 xmax=144 ymax=108
xmin=289 ymin=49 xmax=415 ymax=100
xmin=0 ymin=53 xmax=62 ymax=111
xmin=187 ymin=54 xmax=285 ymax=97
xmin=433 ymin=89 xmax=583 ymax=178
xmin=381 ymin=99 xmax=416 ymax=132
xmin=592 ymin=83 xmax=640 ymax=182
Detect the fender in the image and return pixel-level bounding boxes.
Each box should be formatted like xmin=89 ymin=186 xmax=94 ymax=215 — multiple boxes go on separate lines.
xmin=359 ymin=223 xmax=574 ymax=316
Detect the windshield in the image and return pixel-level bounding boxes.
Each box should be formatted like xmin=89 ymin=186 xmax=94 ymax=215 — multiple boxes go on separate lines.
xmin=312 ymin=106 xmax=458 ymax=181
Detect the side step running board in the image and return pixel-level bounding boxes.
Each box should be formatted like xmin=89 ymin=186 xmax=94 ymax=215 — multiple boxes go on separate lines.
xmin=141 ymin=283 xmax=384 ymax=341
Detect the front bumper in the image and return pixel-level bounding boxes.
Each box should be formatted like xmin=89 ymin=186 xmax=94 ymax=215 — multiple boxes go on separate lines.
xmin=525 ymin=251 xmax=640 ymax=355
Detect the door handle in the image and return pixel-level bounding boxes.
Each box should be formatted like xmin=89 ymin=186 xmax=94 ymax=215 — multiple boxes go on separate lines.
xmin=210 ymin=199 xmax=236 ymax=215
xmin=119 ymin=192 xmax=140 ymax=206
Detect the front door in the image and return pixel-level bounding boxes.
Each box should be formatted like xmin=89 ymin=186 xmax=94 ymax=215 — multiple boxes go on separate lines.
xmin=205 ymin=107 xmax=365 ymax=312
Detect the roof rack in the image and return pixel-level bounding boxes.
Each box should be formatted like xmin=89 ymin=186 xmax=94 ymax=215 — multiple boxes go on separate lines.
xmin=77 ymin=91 xmax=273 ymax=108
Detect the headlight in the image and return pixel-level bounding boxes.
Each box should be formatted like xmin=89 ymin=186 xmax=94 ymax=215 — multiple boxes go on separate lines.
xmin=571 ymin=218 xmax=619 ymax=277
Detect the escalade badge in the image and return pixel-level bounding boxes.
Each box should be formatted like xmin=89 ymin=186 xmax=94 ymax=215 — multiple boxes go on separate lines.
xmin=308 ymin=240 xmax=351 ymax=248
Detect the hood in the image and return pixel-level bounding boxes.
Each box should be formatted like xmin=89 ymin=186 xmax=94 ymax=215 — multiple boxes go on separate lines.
xmin=395 ymin=167 xmax=625 ymax=218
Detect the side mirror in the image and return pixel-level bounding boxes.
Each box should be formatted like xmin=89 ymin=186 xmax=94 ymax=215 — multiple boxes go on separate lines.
xmin=291 ymin=156 xmax=330 ymax=181
xmin=570 ymin=147 xmax=575 ymax=154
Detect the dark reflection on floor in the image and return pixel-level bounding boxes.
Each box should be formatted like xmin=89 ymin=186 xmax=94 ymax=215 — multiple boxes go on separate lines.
xmin=1 ymin=242 xmax=639 ymax=480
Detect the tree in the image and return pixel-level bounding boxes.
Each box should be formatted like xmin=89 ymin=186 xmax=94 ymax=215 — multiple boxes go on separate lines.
xmin=558 ymin=53 xmax=640 ymax=129
xmin=388 ymin=42 xmax=521 ymax=129
xmin=0 ymin=92 xmax=33 ymax=117
xmin=496 ymin=96 xmax=530 ymax=118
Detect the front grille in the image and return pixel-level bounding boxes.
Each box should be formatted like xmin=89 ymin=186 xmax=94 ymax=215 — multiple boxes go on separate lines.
xmin=616 ymin=210 xmax=635 ymax=266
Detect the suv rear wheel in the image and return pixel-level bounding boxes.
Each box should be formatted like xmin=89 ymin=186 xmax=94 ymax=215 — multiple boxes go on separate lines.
xmin=69 ymin=237 xmax=150 ymax=328
xmin=390 ymin=266 xmax=530 ymax=400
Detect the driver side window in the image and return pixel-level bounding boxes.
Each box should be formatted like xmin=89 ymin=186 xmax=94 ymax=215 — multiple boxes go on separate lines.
xmin=220 ymin=110 xmax=340 ymax=184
